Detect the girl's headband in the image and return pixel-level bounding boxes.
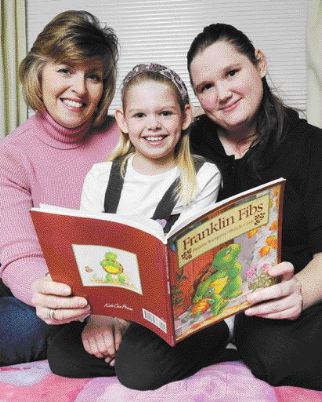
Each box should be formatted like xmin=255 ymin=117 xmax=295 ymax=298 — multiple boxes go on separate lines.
xmin=121 ymin=63 xmax=190 ymax=105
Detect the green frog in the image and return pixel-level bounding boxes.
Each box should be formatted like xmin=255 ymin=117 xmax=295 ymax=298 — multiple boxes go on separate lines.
xmin=192 ymin=243 xmax=242 ymax=316
xmin=100 ymin=251 xmax=126 ymax=284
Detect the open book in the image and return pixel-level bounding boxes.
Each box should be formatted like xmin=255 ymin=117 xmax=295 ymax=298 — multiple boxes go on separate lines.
xmin=31 ymin=178 xmax=285 ymax=346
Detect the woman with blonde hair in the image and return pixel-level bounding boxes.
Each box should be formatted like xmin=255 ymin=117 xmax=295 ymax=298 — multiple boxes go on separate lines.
xmin=0 ymin=10 xmax=119 ymax=365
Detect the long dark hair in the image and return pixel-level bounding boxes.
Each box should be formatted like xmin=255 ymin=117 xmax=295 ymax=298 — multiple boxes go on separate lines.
xmin=187 ymin=23 xmax=288 ymax=174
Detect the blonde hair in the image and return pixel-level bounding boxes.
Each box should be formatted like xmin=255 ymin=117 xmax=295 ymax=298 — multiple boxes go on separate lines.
xmin=109 ymin=71 xmax=198 ymax=206
xmin=19 ymin=10 xmax=118 ymax=129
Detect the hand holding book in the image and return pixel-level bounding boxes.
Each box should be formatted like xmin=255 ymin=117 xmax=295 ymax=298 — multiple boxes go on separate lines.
xmin=245 ymin=261 xmax=303 ymax=320
xmin=31 ymin=178 xmax=285 ymax=346
xmin=31 ymin=274 xmax=91 ymax=325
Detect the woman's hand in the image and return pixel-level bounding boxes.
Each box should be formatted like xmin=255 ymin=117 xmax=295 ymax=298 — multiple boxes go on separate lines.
xmin=81 ymin=315 xmax=129 ymax=366
xmin=31 ymin=275 xmax=91 ymax=325
xmin=245 ymin=261 xmax=303 ymax=320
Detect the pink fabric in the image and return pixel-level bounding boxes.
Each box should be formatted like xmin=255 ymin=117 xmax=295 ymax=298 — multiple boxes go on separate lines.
xmin=1 ymin=360 xmax=321 ymax=402
xmin=0 ymin=112 xmax=119 ymax=304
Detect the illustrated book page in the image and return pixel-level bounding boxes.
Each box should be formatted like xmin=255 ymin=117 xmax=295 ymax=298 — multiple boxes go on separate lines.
xmin=166 ymin=178 xmax=285 ymax=343
xmin=31 ymin=178 xmax=285 ymax=346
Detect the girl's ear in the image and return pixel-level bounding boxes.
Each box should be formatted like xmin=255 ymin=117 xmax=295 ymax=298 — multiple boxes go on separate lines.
xmin=182 ymin=104 xmax=193 ymax=130
xmin=255 ymin=49 xmax=267 ymax=78
xmin=114 ymin=107 xmax=129 ymax=134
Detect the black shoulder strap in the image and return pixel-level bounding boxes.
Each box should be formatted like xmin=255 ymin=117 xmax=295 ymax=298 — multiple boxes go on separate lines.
xmin=152 ymin=178 xmax=180 ymax=221
xmin=104 ymin=157 xmax=127 ymax=213
xmin=191 ymin=156 xmax=206 ymax=172
xmin=152 ymin=156 xmax=206 ymax=232
xmin=104 ymin=155 xmax=206 ymax=232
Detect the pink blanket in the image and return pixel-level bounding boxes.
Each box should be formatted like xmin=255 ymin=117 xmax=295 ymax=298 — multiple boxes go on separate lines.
xmin=0 ymin=360 xmax=321 ymax=401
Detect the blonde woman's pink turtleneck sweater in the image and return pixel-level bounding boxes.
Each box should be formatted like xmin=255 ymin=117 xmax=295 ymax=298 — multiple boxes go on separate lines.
xmin=0 ymin=112 xmax=119 ymax=305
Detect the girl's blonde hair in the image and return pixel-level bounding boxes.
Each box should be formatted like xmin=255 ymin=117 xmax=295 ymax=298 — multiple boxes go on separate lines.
xmin=19 ymin=10 xmax=119 ymax=129
xmin=109 ymin=65 xmax=199 ymax=206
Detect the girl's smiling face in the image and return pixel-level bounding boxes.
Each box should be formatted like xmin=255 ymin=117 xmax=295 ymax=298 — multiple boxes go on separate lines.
xmin=115 ymin=80 xmax=192 ymax=173
xmin=190 ymin=41 xmax=267 ymax=136
xmin=41 ymin=61 xmax=104 ymax=129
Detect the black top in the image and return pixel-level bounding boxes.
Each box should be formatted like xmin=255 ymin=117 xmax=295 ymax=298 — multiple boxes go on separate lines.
xmin=190 ymin=109 xmax=322 ymax=272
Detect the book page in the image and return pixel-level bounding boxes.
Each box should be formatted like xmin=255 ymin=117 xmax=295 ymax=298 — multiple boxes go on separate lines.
xmin=31 ymin=208 xmax=175 ymax=345
xmin=167 ymin=179 xmax=284 ymax=343
xmin=166 ymin=178 xmax=285 ymax=239
xmin=34 ymin=204 xmax=166 ymax=242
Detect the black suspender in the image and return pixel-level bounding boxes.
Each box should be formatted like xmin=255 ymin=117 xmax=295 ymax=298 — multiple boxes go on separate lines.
xmin=104 ymin=157 xmax=126 ymax=214
xmin=104 ymin=156 xmax=205 ymax=232
xmin=152 ymin=177 xmax=181 ymax=233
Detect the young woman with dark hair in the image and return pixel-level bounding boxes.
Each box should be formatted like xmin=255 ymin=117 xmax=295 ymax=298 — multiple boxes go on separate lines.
xmin=187 ymin=23 xmax=322 ymax=390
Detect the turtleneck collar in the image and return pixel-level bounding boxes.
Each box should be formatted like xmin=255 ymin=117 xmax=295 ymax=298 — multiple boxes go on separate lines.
xmin=34 ymin=111 xmax=92 ymax=149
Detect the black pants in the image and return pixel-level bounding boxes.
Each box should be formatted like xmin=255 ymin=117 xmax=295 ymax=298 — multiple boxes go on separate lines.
xmin=48 ymin=304 xmax=322 ymax=391
xmin=47 ymin=320 xmax=234 ymax=390
xmin=234 ymin=301 xmax=322 ymax=391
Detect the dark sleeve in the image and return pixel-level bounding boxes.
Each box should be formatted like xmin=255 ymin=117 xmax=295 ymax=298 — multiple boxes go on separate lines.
xmin=304 ymin=125 xmax=322 ymax=254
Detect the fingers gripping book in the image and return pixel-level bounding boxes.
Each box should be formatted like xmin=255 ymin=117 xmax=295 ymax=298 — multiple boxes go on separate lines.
xmin=31 ymin=178 xmax=285 ymax=346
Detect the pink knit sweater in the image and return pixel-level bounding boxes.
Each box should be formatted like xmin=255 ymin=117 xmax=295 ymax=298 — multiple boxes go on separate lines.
xmin=0 ymin=112 xmax=119 ymax=304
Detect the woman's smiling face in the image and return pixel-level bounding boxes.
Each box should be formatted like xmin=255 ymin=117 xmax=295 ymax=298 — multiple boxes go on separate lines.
xmin=190 ymin=41 xmax=267 ymax=135
xmin=41 ymin=61 xmax=104 ymax=128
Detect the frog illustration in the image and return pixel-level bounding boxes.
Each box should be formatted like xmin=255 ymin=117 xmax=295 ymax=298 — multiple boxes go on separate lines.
xmin=192 ymin=243 xmax=242 ymax=317
xmin=100 ymin=251 xmax=126 ymax=283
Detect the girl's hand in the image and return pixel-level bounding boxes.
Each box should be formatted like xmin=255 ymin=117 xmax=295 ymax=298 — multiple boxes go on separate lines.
xmin=31 ymin=275 xmax=91 ymax=325
xmin=245 ymin=261 xmax=303 ymax=320
xmin=81 ymin=315 xmax=129 ymax=366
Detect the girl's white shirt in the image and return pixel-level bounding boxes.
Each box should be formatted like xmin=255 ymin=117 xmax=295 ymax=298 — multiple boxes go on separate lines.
xmin=81 ymin=154 xmax=221 ymax=231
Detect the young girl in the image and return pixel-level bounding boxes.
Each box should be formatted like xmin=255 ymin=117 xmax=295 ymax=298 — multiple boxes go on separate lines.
xmin=81 ymin=63 xmax=221 ymax=231
xmin=47 ymin=64 xmax=229 ymax=390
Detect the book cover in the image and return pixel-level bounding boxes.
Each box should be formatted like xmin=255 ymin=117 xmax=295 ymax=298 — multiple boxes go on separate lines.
xmin=167 ymin=179 xmax=284 ymax=342
xmin=31 ymin=178 xmax=285 ymax=346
